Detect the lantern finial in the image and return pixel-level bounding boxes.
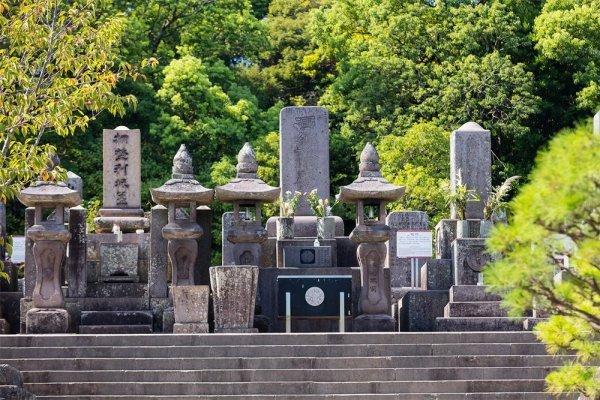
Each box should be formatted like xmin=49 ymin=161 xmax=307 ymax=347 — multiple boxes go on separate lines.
xmin=172 ymin=144 xmax=194 ymax=178
xmin=359 ymin=142 xmax=381 ymax=178
xmin=236 ymin=142 xmax=258 ymax=178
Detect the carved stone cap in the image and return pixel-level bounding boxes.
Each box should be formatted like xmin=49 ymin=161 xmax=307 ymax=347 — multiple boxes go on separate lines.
xmin=151 ymin=144 xmax=214 ymax=205
xmin=172 ymin=144 xmax=194 ymax=179
xmin=215 ymin=142 xmax=279 ymax=203
xmin=18 ymin=181 xmax=81 ymax=208
xmin=338 ymin=142 xmax=404 ymax=202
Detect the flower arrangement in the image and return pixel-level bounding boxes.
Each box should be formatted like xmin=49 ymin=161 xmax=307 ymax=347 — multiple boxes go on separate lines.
xmin=444 ymin=175 xmax=480 ymax=220
xmin=306 ymin=189 xmax=338 ymax=218
xmin=280 ymin=190 xmax=302 ymax=217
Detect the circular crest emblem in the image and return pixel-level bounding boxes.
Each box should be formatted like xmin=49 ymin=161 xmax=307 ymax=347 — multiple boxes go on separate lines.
xmin=305 ymin=286 xmax=325 ymax=307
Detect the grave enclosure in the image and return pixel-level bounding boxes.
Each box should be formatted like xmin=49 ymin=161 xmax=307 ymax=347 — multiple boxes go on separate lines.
xmin=0 ymin=107 xmax=542 ymax=336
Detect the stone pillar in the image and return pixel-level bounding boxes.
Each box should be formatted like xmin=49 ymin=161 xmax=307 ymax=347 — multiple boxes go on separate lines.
xmin=149 ymin=205 xmax=168 ymax=298
xmin=0 ymin=202 xmax=5 ymax=261
xmin=172 ymin=285 xmax=209 ymax=333
xmin=24 ymin=207 xmax=35 ymax=298
xmin=450 ymin=122 xmax=491 ymax=219
xmin=387 ymin=211 xmax=430 ymax=287
xmin=195 ymin=206 xmax=212 ymax=286
xmin=67 ymin=206 xmax=87 ymax=298
xmin=210 ymin=265 xmax=259 ymax=333
xmin=594 ymin=111 xmax=599 ymax=135
xmin=452 ymin=238 xmax=490 ymax=285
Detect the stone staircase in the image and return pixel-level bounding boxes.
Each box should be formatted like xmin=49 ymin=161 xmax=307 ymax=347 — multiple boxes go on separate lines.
xmin=436 ymin=286 xmax=528 ymax=331
xmin=0 ymin=332 xmax=577 ymax=399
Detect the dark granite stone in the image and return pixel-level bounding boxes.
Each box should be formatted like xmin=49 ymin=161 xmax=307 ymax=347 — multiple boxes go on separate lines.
xmin=398 ymin=290 xmax=449 ymax=332
xmin=420 ymin=259 xmax=452 ymax=291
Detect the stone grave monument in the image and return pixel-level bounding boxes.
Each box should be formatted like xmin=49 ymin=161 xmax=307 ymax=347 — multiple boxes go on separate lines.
xmin=338 ymin=143 xmax=404 ymax=332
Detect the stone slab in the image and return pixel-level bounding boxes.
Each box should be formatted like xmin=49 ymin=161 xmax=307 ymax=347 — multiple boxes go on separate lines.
xmin=172 ymin=285 xmax=209 ymax=324
xmin=149 ymin=205 xmax=168 ymax=298
xmin=445 ymin=301 xmax=507 ymax=318
xmin=279 ymin=106 xmax=330 ymax=216
xmin=398 ymin=290 xmax=449 ymax=332
xmin=23 ymin=208 xmax=35 ymax=297
xmin=277 ymin=238 xmax=337 ymax=268
xmin=595 ymin=111 xmax=600 ymax=135
xmin=450 ymin=122 xmax=491 ymax=219
xmin=436 ymin=317 xmax=526 ymax=332
xmin=79 ymin=324 xmax=152 ymax=334
xmin=67 ymin=206 xmax=87 ymax=297
xmin=173 ymin=322 xmax=209 ymax=333
xmin=386 ymin=211 xmax=430 ymax=288
xmin=283 ymin=246 xmax=333 ymax=268
xmin=26 ymin=308 xmax=69 ymax=334
xmin=450 ymin=285 xmax=502 ymax=302
xmin=353 ymin=314 xmax=396 ymax=332
xmin=434 ymin=219 xmax=457 ymax=260
xmin=452 ymin=238 xmax=490 ymax=285
xmin=195 ymin=206 xmax=213 ymax=286
xmin=210 ymin=265 xmax=259 ymax=332
xmin=80 ymin=310 xmax=153 ymax=326
xmin=266 ymin=216 xmax=345 ymax=238
xmin=420 ymin=259 xmax=453 ymax=291
xmin=0 ymin=292 xmax=21 ymax=334
xmin=99 ymin=243 xmax=139 ymax=282
xmin=101 ymin=127 xmax=142 ymax=209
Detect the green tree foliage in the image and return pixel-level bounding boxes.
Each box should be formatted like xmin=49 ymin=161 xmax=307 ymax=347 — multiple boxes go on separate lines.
xmin=534 ymin=0 xmax=600 ymax=112
xmin=484 ymin=125 xmax=600 ymax=397
xmin=379 ymin=123 xmax=449 ymax=225
xmin=0 ymin=0 xmax=137 ymax=203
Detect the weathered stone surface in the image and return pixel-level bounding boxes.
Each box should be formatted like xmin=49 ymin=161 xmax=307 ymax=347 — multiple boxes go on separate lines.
xmin=283 ymin=246 xmax=332 ymax=268
xmin=452 ymin=238 xmax=490 ymax=285
xmin=99 ymin=243 xmax=139 ymax=282
xmin=0 ymin=202 xmax=5 ymax=261
xmin=436 ymin=316 xmax=526 ymax=331
xmin=221 ymin=212 xmax=236 ymax=265
xmin=398 ymin=290 xmax=449 ymax=332
xmin=277 ymin=238 xmax=337 ymax=268
xmin=353 ymin=314 xmax=395 ymax=332
xmin=172 ymin=285 xmax=209 ymax=325
xmin=80 ymin=310 xmax=153 ymax=326
xmin=101 ymin=127 xmax=142 ymax=210
xmin=595 ymin=111 xmax=600 ymax=135
xmin=456 ymin=219 xmax=482 ymax=239
xmin=26 ymin=308 xmax=69 ymax=334
xmin=280 ymin=106 xmax=330 ymax=216
xmin=23 ymin=208 xmax=35 ymax=298
xmin=434 ymin=219 xmax=457 ymax=260
xmin=210 ymin=265 xmax=259 ymax=333
xmin=0 ymin=364 xmax=24 ymax=386
xmin=0 ymin=293 xmax=20 ymax=334
xmin=386 ymin=211 xmax=430 ymax=288
xmin=420 ymin=259 xmax=453 ymax=291
xmin=450 ymin=285 xmax=502 ymax=302
xmin=450 ymin=122 xmax=491 ymax=219
xmin=66 ymin=171 xmax=83 ymax=196
xmin=149 ymin=205 xmax=168 ymax=298
xmin=195 ymin=206 xmax=213 ymax=286
xmin=67 ymin=206 xmax=87 ymax=297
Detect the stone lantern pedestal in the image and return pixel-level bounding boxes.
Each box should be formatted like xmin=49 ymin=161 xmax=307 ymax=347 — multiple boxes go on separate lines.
xmin=210 ymin=265 xmax=259 ymax=333
xmin=18 ymin=180 xmax=81 ymax=333
xmin=151 ymin=145 xmax=214 ymax=286
xmin=172 ymin=285 xmax=210 ymax=333
xmin=338 ymin=143 xmax=404 ymax=332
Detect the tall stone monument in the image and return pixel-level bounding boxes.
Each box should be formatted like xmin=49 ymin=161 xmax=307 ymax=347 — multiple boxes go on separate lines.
xmin=450 ymin=122 xmax=491 ymax=219
xmin=95 ymin=126 xmax=149 ymax=233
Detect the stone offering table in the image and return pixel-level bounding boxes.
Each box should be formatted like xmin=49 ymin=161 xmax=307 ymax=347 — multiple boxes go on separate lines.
xmin=338 ymin=143 xmax=404 ymax=332
xmin=210 ymin=265 xmax=259 ymax=333
xmin=18 ymin=179 xmax=81 ymax=333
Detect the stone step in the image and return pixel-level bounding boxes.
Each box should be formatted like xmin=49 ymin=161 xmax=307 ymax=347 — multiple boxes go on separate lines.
xmin=85 ymin=283 xmax=148 ymax=298
xmin=436 ymin=317 xmax=527 ymax=332
xmin=450 ymin=286 xmax=502 ymax=302
xmin=25 ymin=379 xmax=548 ymax=396
xmin=80 ymin=311 xmax=153 ymax=326
xmin=445 ymin=302 xmax=508 ymax=318
xmin=79 ymin=325 xmax=153 ymax=334
xmin=21 ymin=367 xmax=555 ymax=383
xmin=76 ymin=297 xmax=150 ymax=311
xmin=0 ymin=332 xmax=538 ymax=347
xmin=34 ymin=394 xmax=577 ymax=400
xmin=6 ymin=355 xmax=573 ymax=371
xmin=0 ymin=343 xmax=548 ymax=359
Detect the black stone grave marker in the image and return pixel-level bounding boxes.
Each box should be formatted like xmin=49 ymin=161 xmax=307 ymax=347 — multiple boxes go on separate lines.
xmin=277 ymin=275 xmax=352 ymax=317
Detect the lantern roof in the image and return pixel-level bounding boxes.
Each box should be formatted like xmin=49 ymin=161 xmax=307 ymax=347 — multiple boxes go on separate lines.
xmin=18 ymin=180 xmax=81 ymax=208
xmin=338 ymin=142 xmax=404 ymax=202
xmin=215 ymin=142 xmax=279 ymax=203
xmin=151 ymin=144 xmax=214 ymax=205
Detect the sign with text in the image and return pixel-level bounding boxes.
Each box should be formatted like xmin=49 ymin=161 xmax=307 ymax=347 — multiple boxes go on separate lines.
xmin=396 ymin=231 xmax=432 ymax=258
xmin=10 ymin=236 xmax=25 ymax=263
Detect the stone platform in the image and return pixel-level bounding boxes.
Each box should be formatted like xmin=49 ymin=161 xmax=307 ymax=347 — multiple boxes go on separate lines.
xmin=0 ymin=332 xmax=583 ymax=399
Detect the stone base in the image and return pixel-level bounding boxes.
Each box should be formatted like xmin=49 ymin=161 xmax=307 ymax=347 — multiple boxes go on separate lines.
xmin=94 ymin=215 xmax=149 ymax=233
xmin=353 ymin=314 xmax=396 ymax=332
xmin=0 ymin=317 xmax=9 ymax=334
xmin=398 ymin=290 xmax=449 ymax=332
xmin=266 ymin=215 xmax=344 ymax=238
xmin=162 ymin=307 xmax=175 ymax=333
xmin=214 ymin=327 xmax=258 ymax=333
xmin=173 ymin=322 xmax=209 ymax=333
xmin=26 ymin=308 xmax=69 ymax=334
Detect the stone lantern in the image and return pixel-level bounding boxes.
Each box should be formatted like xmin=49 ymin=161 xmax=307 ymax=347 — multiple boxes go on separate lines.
xmin=215 ymin=142 xmax=279 ymax=265
xmin=338 ymin=143 xmax=404 ymax=332
xmin=151 ymin=145 xmax=214 ymax=286
xmin=18 ymin=177 xmax=81 ymax=333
